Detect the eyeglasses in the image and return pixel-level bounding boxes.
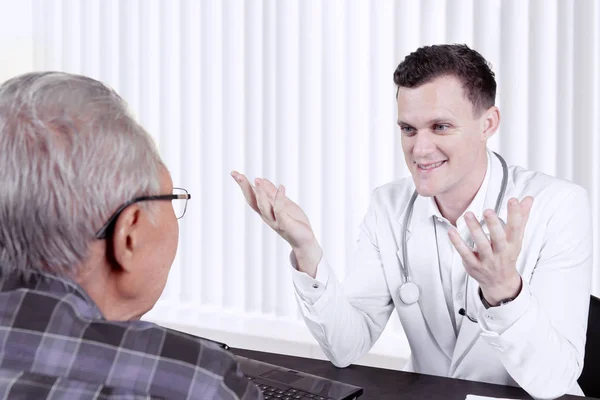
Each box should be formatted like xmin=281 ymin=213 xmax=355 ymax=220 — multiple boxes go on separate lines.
xmin=94 ymin=187 xmax=191 ymax=240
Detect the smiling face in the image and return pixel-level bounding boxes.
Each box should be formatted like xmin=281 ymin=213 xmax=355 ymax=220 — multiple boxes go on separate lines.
xmin=398 ymin=75 xmax=496 ymax=201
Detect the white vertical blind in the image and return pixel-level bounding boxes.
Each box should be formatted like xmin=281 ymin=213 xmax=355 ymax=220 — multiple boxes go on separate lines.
xmin=472 ymin=1 xmax=501 ymax=152
xmin=242 ymin=0 xmax=265 ymax=313
xmin=320 ymin=0 xmax=346 ymax=286
xmin=201 ymin=0 xmax=226 ymax=308
xmin=180 ymin=0 xmax=202 ymax=304
xmin=529 ymin=0 xmax=557 ymax=175
xmin=573 ymin=0 xmax=600 ymax=292
xmin=500 ymin=0 xmax=529 ymax=167
xmin=556 ymin=0 xmax=575 ymax=181
xmin=30 ymin=0 xmax=600 ymax=345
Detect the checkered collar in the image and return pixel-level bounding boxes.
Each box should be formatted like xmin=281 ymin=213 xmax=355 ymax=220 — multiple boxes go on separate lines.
xmin=0 ymin=268 xmax=104 ymax=320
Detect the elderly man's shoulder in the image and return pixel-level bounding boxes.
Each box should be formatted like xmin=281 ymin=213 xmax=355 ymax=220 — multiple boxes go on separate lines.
xmin=123 ymin=319 xmax=236 ymax=367
xmin=0 ymin=287 xmax=258 ymax=399
xmin=106 ymin=320 xmax=257 ymax=399
xmin=82 ymin=317 xmax=244 ymax=379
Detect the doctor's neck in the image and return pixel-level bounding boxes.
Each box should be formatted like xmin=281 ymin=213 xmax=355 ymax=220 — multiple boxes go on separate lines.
xmin=434 ymin=152 xmax=489 ymax=227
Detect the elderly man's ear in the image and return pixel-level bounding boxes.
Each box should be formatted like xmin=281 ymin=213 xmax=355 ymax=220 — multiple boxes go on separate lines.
xmin=108 ymin=205 xmax=150 ymax=294
xmin=111 ymin=206 xmax=139 ymax=265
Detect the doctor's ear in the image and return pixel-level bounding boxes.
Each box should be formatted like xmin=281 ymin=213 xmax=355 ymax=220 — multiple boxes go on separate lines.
xmin=480 ymin=106 xmax=500 ymax=141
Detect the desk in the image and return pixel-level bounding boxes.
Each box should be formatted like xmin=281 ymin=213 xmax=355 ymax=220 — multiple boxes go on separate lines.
xmin=232 ymin=348 xmax=597 ymax=400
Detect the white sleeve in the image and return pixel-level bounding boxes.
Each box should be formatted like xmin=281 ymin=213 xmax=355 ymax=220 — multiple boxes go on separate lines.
xmin=290 ymin=190 xmax=395 ymax=368
xmin=478 ymin=186 xmax=593 ymax=400
xmin=478 ymin=277 xmax=530 ymax=334
xmin=290 ymin=252 xmax=330 ymax=305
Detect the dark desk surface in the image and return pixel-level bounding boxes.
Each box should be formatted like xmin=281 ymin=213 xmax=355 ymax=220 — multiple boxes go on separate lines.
xmin=232 ymin=348 xmax=596 ymax=400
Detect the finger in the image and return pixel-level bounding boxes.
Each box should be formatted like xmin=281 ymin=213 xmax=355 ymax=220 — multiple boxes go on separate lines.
xmin=520 ymin=196 xmax=534 ymax=225
xmin=517 ymin=196 xmax=534 ymax=243
xmin=505 ymin=198 xmax=522 ymax=243
xmin=254 ymin=180 xmax=276 ymax=224
xmin=260 ymin=178 xmax=301 ymax=211
xmin=273 ymin=185 xmax=294 ymax=232
xmin=259 ymin=178 xmax=278 ymax=199
xmin=273 ymin=185 xmax=285 ymax=221
xmin=255 ymin=177 xmax=279 ymax=203
xmin=230 ymin=171 xmax=260 ymax=213
xmin=448 ymin=228 xmax=480 ymax=267
xmin=465 ymin=212 xmax=493 ymax=258
xmin=483 ymin=209 xmax=507 ymax=253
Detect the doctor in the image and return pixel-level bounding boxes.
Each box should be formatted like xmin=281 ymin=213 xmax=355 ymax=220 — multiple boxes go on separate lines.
xmin=231 ymin=44 xmax=593 ymax=399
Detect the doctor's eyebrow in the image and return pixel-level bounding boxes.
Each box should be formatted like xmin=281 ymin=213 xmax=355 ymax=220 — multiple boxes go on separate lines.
xmin=397 ymin=119 xmax=453 ymax=127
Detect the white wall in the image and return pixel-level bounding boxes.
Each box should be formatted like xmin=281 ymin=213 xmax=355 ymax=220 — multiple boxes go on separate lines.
xmin=2 ymin=0 xmax=600 ymax=370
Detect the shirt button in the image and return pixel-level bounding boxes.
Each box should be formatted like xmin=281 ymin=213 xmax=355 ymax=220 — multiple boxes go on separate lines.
xmin=456 ymin=292 xmax=464 ymax=300
xmin=312 ymin=283 xmax=319 ymax=289
xmin=485 ymin=314 xmax=494 ymax=320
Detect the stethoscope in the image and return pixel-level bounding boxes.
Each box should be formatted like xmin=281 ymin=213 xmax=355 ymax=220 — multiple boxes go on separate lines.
xmin=398 ymin=152 xmax=509 ymax=322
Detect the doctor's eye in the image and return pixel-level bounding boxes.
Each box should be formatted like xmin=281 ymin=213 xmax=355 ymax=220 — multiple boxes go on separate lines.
xmin=400 ymin=126 xmax=416 ymax=135
xmin=433 ymin=124 xmax=450 ymax=132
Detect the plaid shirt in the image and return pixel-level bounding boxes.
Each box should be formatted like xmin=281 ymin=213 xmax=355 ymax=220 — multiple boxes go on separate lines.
xmin=0 ymin=270 xmax=262 ymax=400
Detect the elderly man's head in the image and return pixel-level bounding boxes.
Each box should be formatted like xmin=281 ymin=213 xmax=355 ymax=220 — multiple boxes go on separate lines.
xmin=0 ymin=72 xmax=179 ymax=320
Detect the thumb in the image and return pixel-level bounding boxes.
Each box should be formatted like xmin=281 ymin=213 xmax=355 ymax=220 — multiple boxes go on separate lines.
xmin=273 ymin=185 xmax=292 ymax=228
xmin=273 ymin=185 xmax=297 ymax=234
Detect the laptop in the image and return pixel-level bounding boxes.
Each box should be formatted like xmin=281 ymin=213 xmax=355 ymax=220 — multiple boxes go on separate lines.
xmin=237 ymin=355 xmax=363 ymax=400
xmin=198 ymin=337 xmax=363 ymax=400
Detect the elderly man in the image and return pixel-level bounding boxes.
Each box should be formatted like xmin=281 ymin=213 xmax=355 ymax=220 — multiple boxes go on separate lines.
xmin=0 ymin=72 xmax=261 ymax=399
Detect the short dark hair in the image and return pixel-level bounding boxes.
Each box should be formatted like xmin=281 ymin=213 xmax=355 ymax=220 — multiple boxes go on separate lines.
xmin=393 ymin=44 xmax=496 ymax=115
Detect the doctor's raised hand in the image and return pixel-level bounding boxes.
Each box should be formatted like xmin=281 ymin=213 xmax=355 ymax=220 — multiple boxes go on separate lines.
xmin=448 ymin=197 xmax=534 ymax=306
xmin=230 ymin=171 xmax=323 ymax=278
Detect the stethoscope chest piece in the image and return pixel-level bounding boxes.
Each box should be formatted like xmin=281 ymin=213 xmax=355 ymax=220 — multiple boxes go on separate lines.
xmin=399 ymin=281 xmax=420 ymax=305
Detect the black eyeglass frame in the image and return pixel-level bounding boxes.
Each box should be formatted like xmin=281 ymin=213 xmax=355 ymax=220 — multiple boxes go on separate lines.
xmin=94 ymin=187 xmax=191 ymax=240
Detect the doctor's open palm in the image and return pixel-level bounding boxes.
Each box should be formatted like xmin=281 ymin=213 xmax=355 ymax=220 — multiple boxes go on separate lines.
xmin=231 ymin=171 xmax=323 ymax=277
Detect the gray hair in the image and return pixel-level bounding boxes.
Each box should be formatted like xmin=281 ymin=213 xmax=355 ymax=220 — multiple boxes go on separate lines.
xmin=0 ymin=71 xmax=163 ymax=277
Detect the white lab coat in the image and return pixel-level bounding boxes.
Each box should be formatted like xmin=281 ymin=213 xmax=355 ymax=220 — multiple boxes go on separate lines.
xmin=292 ymin=152 xmax=593 ymax=400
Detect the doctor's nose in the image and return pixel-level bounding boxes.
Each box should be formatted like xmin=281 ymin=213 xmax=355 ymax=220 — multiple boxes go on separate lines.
xmin=412 ymin=133 xmax=437 ymax=158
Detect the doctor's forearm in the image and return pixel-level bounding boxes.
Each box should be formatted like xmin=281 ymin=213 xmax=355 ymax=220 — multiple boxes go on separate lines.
xmin=489 ymin=294 xmax=585 ymax=399
xmin=296 ymin=282 xmax=390 ymax=368
xmin=500 ymin=330 xmax=582 ymax=399
xmin=293 ymin=254 xmax=395 ymax=368
xmin=292 ymin=241 xmax=323 ymax=279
